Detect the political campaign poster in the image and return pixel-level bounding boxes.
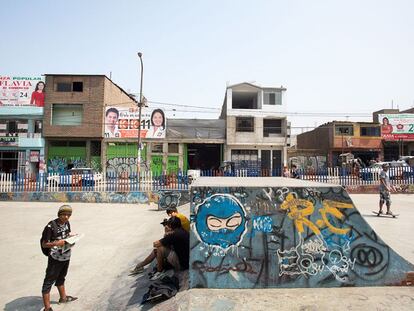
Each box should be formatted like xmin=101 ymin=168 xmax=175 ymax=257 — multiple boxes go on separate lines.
xmin=105 ymin=107 xmax=166 ymax=139
xmin=0 ymin=76 xmax=45 ymax=107
xmin=379 ymin=114 xmax=414 ymax=141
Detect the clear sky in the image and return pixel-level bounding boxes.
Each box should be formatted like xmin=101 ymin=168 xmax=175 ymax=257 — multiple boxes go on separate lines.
xmin=2 ymin=0 xmax=414 ymax=134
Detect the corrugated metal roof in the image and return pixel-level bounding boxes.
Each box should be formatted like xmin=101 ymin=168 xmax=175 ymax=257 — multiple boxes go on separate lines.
xmin=167 ymin=119 xmax=225 ymax=140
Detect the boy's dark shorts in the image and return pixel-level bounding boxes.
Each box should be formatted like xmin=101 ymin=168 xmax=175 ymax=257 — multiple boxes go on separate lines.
xmin=42 ymin=257 xmax=70 ymax=294
xmin=160 ymin=247 xmax=182 ymax=271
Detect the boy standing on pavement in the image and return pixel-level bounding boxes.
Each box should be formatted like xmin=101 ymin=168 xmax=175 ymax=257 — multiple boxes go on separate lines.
xmin=378 ymin=163 xmax=394 ymax=215
xmin=166 ymin=207 xmax=190 ymax=232
xmin=41 ymin=205 xmax=78 ymax=311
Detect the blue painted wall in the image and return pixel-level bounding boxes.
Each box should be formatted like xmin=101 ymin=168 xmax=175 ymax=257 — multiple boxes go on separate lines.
xmin=190 ymin=186 xmax=414 ymax=288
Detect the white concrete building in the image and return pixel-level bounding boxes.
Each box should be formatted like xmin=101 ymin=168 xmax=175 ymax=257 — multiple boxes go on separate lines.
xmin=220 ymin=82 xmax=290 ymax=173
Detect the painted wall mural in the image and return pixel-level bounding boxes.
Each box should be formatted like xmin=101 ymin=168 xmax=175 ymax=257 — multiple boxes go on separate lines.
xmin=107 ymin=157 xmax=138 ymax=176
xmin=0 ymin=190 xmax=190 ymax=205
xmin=157 ymin=190 xmax=182 ymax=210
xmin=47 ymin=157 xmax=87 ymax=173
xmin=106 ymin=157 xmax=149 ymax=176
xmin=190 ymin=186 xmax=414 ymax=288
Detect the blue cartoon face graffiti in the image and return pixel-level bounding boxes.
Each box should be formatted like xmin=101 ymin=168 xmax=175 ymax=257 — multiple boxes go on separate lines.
xmin=195 ymin=194 xmax=247 ymax=249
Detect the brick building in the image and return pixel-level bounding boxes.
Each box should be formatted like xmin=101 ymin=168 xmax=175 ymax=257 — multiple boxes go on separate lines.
xmin=43 ymin=74 xmax=136 ymax=173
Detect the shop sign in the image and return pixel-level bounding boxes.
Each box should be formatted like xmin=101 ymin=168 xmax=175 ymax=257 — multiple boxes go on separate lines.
xmin=30 ymin=151 xmax=40 ymax=162
xmin=0 ymin=136 xmax=18 ymax=146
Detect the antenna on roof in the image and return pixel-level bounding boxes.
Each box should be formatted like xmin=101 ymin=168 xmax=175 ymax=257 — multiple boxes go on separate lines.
xmin=109 ymin=71 xmax=112 ymax=79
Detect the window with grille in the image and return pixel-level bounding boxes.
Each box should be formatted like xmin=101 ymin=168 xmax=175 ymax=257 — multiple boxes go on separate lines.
xmin=231 ymin=149 xmax=258 ymax=161
xmin=335 ymin=125 xmax=354 ymax=136
xmin=168 ymin=143 xmax=179 ymax=153
xmin=360 ymin=126 xmax=380 ymax=136
xmin=152 ymin=143 xmax=163 ymax=153
xmin=264 ymin=91 xmax=282 ymax=105
xmin=263 ymin=119 xmax=282 ymax=137
xmin=91 ymin=141 xmax=101 ymax=156
xmin=236 ymin=117 xmax=254 ymax=132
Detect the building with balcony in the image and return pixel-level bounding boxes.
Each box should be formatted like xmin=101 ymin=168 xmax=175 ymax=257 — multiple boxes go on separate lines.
xmin=0 ymin=106 xmax=44 ymax=174
xmin=219 ymin=82 xmax=290 ymax=172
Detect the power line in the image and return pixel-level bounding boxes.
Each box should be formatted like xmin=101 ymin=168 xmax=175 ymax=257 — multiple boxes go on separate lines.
xmin=147 ymin=100 xmax=221 ymax=111
xmin=100 ymin=98 xmax=375 ymax=117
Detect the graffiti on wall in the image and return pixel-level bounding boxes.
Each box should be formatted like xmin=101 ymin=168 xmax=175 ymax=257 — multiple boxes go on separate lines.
xmin=157 ymin=190 xmax=182 ymax=210
xmin=47 ymin=157 xmax=87 ymax=173
xmin=194 ymin=194 xmax=247 ymax=250
xmin=190 ymin=186 xmax=414 ymax=288
xmin=289 ymin=155 xmax=327 ymax=170
xmin=106 ymin=157 xmax=149 ymax=176
xmin=107 ymin=157 xmax=137 ymax=176
xmin=0 ymin=190 xmax=190 ymax=206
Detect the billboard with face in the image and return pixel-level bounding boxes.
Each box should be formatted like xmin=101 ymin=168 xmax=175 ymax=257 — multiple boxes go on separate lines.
xmin=104 ymin=107 xmax=166 ymax=139
xmin=0 ymin=76 xmax=45 ymax=107
xmin=379 ymin=114 xmax=414 ymax=141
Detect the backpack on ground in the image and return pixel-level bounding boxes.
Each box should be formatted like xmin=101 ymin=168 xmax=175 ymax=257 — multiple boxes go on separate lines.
xmin=40 ymin=220 xmax=59 ymax=257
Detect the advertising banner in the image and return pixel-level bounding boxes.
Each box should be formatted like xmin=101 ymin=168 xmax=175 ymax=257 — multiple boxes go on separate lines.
xmin=379 ymin=114 xmax=414 ymax=141
xmin=105 ymin=107 xmax=166 ymax=139
xmin=0 ymin=76 xmax=45 ymax=107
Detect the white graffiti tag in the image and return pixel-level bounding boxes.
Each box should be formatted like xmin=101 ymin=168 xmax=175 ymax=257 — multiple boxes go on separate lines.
xmin=326 ymin=249 xmax=356 ymax=282
xmin=277 ymin=235 xmax=326 ymax=277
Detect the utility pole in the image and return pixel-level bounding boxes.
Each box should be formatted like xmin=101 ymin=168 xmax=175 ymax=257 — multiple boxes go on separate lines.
xmin=137 ymin=52 xmax=144 ymax=188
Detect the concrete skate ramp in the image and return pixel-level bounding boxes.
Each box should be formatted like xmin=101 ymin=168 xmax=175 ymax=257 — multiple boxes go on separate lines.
xmin=189 ymin=177 xmax=414 ymax=288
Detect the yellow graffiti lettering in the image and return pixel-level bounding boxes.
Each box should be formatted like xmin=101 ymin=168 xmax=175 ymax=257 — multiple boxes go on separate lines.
xmin=280 ymin=193 xmax=320 ymax=235
xmin=317 ymin=200 xmax=354 ymax=235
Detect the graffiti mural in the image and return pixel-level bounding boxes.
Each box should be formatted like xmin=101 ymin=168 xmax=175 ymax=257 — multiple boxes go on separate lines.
xmin=190 ymin=184 xmax=414 ymax=288
xmin=0 ymin=190 xmax=190 ymax=205
xmin=106 ymin=157 xmax=138 ymax=176
xmin=194 ymin=194 xmax=247 ymax=250
xmin=157 ymin=190 xmax=182 ymax=210
xmin=47 ymin=157 xmax=87 ymax=173
xmin=106 ymin=157 xmax=149 ymax=176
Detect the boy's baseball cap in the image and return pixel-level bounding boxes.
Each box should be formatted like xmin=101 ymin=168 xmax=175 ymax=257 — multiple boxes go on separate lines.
xmin=160 ymin=218 xmax=169 ymax=226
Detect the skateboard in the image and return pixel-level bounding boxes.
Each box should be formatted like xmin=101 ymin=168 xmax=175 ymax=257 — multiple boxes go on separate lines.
xmin=372 ymin=211 xmax=399 ymax=218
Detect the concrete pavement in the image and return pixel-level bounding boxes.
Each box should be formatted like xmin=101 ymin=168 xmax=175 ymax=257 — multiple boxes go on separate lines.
xmin=0 ymin=194 xmax=413 ymax=311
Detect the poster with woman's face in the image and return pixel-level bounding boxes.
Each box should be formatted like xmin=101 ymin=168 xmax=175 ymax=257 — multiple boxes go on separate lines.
xmin=0 ymin=76 xmax=45 ymax=106
xmin=104 ymin=106 xmax=166 ymax=139
xmin=379 ymin=113 xmax=414 ymax=140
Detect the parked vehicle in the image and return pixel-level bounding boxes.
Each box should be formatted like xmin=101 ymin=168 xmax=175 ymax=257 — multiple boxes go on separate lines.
xmin=399 ymin=156 xmax=414 ymax=166
xmin=360 ymin=161 xmax=412 ymax=180
xmin=47 ymin=168 xmax=103 ymax=186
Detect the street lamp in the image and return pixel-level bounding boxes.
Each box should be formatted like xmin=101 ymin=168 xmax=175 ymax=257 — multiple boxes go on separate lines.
xmin=137 ymin=52 xmax=144 ymax=187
